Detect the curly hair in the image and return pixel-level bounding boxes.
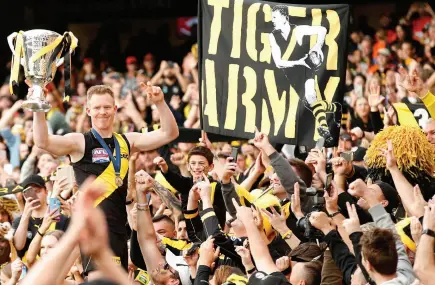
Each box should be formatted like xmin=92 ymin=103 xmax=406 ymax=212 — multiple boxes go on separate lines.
xmin=272 ymin=5 xmax=289 ymax=19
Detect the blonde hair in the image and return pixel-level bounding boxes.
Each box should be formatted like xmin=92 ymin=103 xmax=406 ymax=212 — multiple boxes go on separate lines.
xmin=86 ymin=85 xmax=115 ymax=102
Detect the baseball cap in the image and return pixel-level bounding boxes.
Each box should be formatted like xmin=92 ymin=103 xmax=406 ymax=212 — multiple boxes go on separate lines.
xmin=378 ymin=48 xmax=391 ymax=57
xmin=144 ymin=53 xmax=154 ymax=61
xmin=126 ymin=56 xmax=137 ymax=65
xmin=374 ymin=181 xmax=399 ymax=213
xmin=248 ymin=272 xmax=290 ymax=285
xmin=20 ymin=174 xmax=46 ymax=189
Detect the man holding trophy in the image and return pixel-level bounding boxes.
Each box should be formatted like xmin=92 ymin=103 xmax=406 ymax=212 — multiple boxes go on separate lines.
xmin=8 ymin=29 xmax=180 ymax=279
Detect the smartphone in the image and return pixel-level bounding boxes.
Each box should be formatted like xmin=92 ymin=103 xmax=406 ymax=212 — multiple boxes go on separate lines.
xmin=51 ymin=165 xmax=74 ymax=191
xmin=22 ymin=187 xmax=41 ymax=207
xmin=315 ymin=138 xmax=325 ymax=150
xmin=324 ymin=173 xmax=333 ymax=194
xmin=48 ymin=197 xmax=61 ymax=222
xmin=167 ymin=61 xmax=174 ymax=68
xmin=19 ymin=264 xmax=27 ymax=280
xmin=230 ymin=147 xmax=238 ymax=162
xmin=340 ymin=151 xmax=354 ymax=162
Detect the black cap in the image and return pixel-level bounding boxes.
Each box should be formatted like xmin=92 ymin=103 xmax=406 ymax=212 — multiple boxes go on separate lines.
xmin=248 ymin=272 xmax=290 ymax=285
xmin=374 ymin=181 xmax=399 ymax=213
xmin=20 ymin=175 xmax=46 ymax=189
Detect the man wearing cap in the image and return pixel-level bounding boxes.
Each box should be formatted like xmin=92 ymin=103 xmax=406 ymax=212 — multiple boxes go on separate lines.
xmin=123 ymin=56 xmax=138 ymax=96
xmin=150 ymin=60 xmax=188 ymax=104
xmin=12 ymin=174 xmax=69 ymax=259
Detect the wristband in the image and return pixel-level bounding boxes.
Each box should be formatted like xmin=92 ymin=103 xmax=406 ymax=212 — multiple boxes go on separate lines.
xmin=422 ymin=229 xmax=435 ymax=238
xmin=136 ymin=203 xmax=149 ymax=207
xmin=246 ymin=267 xmax=256 ymax=274
xmin=328 ymin=211 xmax=341 ymax=218
xmin=281 ymin=229 xmax=293 ymax=239
xmin=137 ymin=204 xmax=150 ymax=211
xmin=37 ymin=230 xmax=44 ymax=237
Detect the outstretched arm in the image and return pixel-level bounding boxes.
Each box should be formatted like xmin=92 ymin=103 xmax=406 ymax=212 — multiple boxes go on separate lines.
xmin=126 ymin=82 xmax=179 ymax=152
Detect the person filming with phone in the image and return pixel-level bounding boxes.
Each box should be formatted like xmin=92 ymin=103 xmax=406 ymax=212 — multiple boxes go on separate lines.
xmin=11 ymin=174 xmax=69 ymax=259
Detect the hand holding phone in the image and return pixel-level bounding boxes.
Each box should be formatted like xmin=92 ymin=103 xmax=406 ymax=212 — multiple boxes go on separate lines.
xmin=230 ymin=147 xmax=239 ymax=162
xmin=48 ymin=197 xmax=61 ymax=222
xmin=23 ymin=188 xmax=41 ymax=207
xmin=324 ymin=173 xmax=333 ymax=194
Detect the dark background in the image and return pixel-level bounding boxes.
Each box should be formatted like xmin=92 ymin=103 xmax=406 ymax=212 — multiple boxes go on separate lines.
xmin=0 ymin=0 xmax=421 ymax=83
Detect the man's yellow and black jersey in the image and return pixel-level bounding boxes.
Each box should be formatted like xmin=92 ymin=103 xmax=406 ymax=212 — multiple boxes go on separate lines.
xmin=393 ymin=102 xmax=430 ymax=129
xmin=72 ymin=131 xmax=130 ymax=235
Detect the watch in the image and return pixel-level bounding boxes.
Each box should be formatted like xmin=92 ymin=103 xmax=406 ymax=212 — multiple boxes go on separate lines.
xmin=328 ymin=211 xmax=341 ymax=218
xmin=125 ymin=199 xmax=134 ymax=205
xmin=422 ymin=229 xmax=435 ymax=238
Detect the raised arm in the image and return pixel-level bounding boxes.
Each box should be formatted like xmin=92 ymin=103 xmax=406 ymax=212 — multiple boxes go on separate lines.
xmin=135 ymin=170 xmax=166 ymax=273
xmin=414 ymin=205 xmax=435 ymax=284
xmin=125 ymin=82 xmax=179 ymax=153
xmin=33 ymin=112 xmax=84 ymax=157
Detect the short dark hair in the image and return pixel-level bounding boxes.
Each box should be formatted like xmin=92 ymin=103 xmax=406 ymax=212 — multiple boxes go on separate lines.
xmin=303 ymin=261 xmax=322 ymax=285
xmin=152 ymin=214 xmax=175 ymax=226
xmin=272 ymin=5 xmax=289 ymax=19
xmin=360 ymin=228 xmax=398 ymax=275
xmin=288 ymin=158 xmax=313 ymax=187
xmin=187 ymin=146 xmax=214 ymax=165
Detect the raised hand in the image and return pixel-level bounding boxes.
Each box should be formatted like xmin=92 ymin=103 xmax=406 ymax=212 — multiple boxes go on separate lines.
xmin=291 ymin=182 xmax=304 ymax=219
xmin=232 ymin=198 xmax=255 ymax=225
xmin=261 ymin=207 xmax=288 ymax=234
xmin=348 ymin=179 xmax=368 ymax=198
xmin=309 ymin=211 xmax=334 ymax=235
xmin=324 ymin=181 xmax=339 ymax=215
xmin=379 ymin=140 xmax=398 ymax=170
xmin=235 ymin=244 xmax=254 ymax=272
xmin=153 ymin=156 xmax=169 ymax=173
xmin=222 ymin=157 xmax=237 ymax=184
xmin=410 ymin=216 xmax=422 ymax=246
xmin=170 ymin=153 xmax=186 ymax=167
xmin=198 ymin=236 xmax=220 ymax=268
xmin=397 ymin=67 xmax=428 ymax=98
xmin=135 ymin=170 xmax=154 ymax=194
xmin=140 ymin=81 xmax=164 ymax=104
xmin=422 ymin=205 xmax=435 ymax=232
xmin=253 ymin=128 xmax=271 ymax=150
xmin=39 ymin=207 xmax=61 ymax=235
xmin=342 ymin=202 xmax=362 ymax=235
xmin=368 ymin=85 xmax=385 ymax=111
xmin=275 ymin=256 xmax=291 ymax=273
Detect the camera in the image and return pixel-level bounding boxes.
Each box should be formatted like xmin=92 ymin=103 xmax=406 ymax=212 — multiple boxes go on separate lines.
xmin=297 ymin=173 xmax=333 ymax=241
xmin=296 ymin=212 xmax=325 ymax=241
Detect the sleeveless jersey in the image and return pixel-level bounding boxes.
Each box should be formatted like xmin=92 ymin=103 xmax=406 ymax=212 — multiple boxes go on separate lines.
xmin=72 ymin=131 xmax=130 ymax=235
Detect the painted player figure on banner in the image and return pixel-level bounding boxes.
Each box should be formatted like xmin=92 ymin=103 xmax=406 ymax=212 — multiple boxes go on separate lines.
xmin=269 ymin=5 xmax=341 ymax=145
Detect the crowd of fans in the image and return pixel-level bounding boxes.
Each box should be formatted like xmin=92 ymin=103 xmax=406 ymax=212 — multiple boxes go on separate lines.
xmin=0 ymin=2 xmax=434 ymax=285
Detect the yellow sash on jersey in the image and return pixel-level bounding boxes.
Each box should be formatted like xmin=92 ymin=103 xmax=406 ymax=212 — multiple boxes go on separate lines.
xmin=393 ymin=103 xmax=420 ymax=128
xmin=91 ymin=133 xmax=130 ymax=206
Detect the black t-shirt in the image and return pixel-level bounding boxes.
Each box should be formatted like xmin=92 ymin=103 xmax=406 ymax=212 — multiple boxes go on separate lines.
xmin=12 ymin=214 xmax=70 ymax=258
xmin=160 ymin=81 xmax=182 ymax=104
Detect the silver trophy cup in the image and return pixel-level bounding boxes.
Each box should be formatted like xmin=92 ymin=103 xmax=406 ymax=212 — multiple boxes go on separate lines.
xmin=8 ymin=30 xmax=66 ymax=112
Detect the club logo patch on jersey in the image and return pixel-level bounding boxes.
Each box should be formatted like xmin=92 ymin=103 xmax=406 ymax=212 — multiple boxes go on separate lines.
xmin=92 ymin=148 xmax=110 ymax=163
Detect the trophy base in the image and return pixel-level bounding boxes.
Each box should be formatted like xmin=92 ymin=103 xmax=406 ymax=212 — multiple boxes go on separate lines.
xmin=22 ymin=99 xmax=51 ymax=112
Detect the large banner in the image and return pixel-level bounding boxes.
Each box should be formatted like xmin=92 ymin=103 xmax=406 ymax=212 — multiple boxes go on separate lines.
xmin=199 ymin=0 xmax=349 ymax=146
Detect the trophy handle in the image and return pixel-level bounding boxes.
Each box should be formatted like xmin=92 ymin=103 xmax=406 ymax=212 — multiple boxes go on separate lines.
xmin=7 ymin=32 xmax=18 ymax=54
xmin=56 ymin=57 xmax=64 ymax=67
